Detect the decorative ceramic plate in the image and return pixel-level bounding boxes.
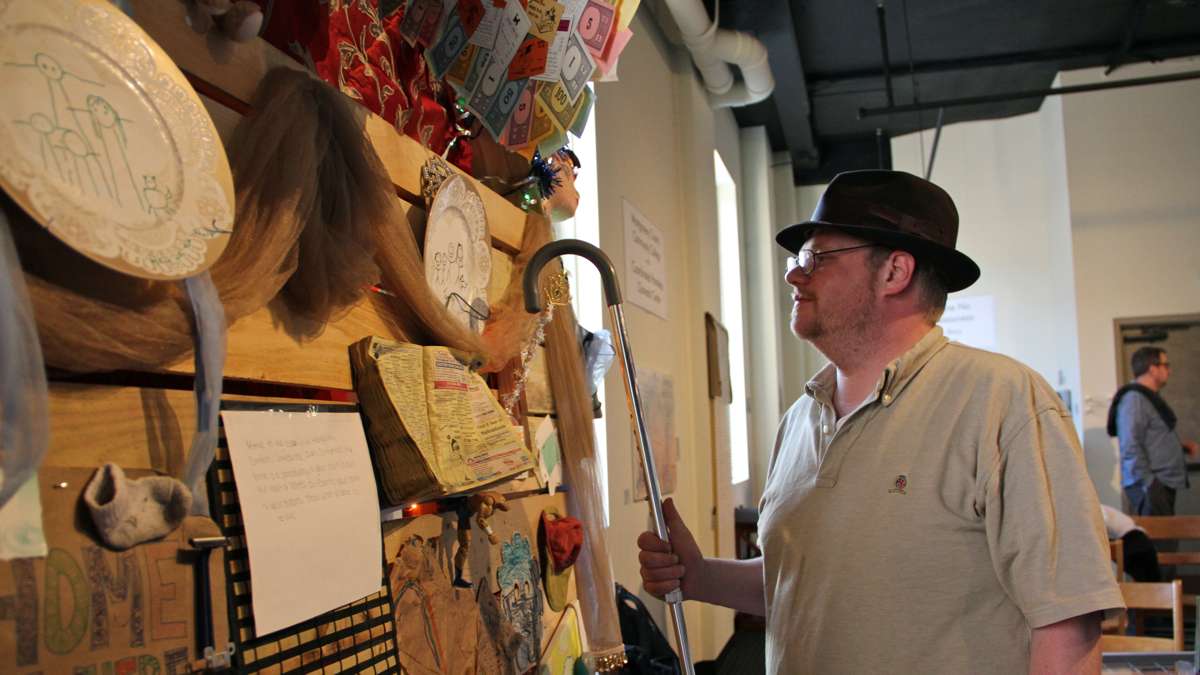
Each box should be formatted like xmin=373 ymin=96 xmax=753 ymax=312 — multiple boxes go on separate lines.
xmin=424 ymin=174 xmax=492 ymax=334
xmin=0 ymin=0 xmax=234 ymax=280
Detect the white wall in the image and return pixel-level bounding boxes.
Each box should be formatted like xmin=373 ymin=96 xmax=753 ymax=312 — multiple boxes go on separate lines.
xmin=741 ymin=128 xmax=781 ymax=507
xmin=592 ymin=11 xmax=740 ymax=660
xmin=1060 ymin=59 xmax=1200 ymax=507
xmin=890 ymin=86 xmax=1084 ymax=440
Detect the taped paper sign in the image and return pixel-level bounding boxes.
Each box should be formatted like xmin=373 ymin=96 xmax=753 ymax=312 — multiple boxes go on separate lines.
xmin=221 ymin=408 xmax=382 ymax=636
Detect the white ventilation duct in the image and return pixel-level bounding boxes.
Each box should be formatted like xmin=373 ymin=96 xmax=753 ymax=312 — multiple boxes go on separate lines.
xmin=661 ymin=0 xmax=775 ymax=108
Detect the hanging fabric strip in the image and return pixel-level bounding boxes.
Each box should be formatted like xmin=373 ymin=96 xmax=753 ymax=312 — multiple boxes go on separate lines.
xmin=0 ymin=206 xmax=49 ymax=510
xmin=181 ymin=272 xmax=227 ymax=516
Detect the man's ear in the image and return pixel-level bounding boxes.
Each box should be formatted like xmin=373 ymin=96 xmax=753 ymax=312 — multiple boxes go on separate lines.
xmin=879 ymin=250 xmax=918 ymax=297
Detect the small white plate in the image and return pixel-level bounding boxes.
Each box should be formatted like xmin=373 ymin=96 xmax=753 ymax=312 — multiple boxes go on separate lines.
xmin=0 ymin=0 xmax=234 ymax=280
xmin=424 ymin=175 xmax=492 ymax=333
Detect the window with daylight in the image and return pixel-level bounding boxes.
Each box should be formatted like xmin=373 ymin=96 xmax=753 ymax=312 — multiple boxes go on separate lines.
xmin=714 ymin=152 xmax=750 ymax=485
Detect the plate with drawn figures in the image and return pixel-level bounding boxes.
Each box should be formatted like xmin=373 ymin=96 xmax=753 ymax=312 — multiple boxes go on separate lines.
xmin=0 ymin=0 xmax=234 ymax=280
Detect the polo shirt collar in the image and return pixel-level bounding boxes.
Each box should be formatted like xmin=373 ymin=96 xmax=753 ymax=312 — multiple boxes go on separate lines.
xmin=803 ymin=326 xmax=949 ymax=408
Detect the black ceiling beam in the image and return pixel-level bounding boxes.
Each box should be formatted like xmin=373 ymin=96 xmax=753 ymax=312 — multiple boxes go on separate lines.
xmin=859 ymin=68 xmax=1200 ymax=118
xmin=808 ymin=35 xmax=1200 ymax=90
xmin=876 ymin=1 xmax=895 ymax=107
xmin=1105 ymin=0 xmax=1149 ymax=75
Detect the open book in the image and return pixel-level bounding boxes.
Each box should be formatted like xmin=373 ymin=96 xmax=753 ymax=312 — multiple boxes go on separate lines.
xmin=350 ymin=336 xmax=534 ymax=505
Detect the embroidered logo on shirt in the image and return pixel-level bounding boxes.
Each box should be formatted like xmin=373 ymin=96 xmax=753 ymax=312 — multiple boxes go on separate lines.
xmin=889 ymin=474 xmax=908 ymax=494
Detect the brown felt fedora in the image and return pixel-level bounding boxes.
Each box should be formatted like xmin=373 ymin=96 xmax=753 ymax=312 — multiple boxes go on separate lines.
xmin=775 ymin=170 xmax=980 ymax=292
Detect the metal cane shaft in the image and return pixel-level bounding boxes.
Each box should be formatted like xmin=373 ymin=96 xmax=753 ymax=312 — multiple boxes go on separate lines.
xmin=523 ymin=240 xmax=695 ymax=673
xmin=610 ymin=305 xmax=696 ymax=675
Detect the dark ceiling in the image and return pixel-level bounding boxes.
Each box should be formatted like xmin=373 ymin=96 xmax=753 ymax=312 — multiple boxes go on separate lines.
xmin=718 ymin=0 xmax=1200 ymax=185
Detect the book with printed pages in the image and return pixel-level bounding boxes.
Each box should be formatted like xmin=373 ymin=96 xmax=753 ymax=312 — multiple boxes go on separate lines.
xmin=350 ymin=336 xmax=534 ymax=505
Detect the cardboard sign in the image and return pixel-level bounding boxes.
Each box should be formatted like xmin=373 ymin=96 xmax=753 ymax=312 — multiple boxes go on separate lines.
xmin=0 ymin=468 xmax=226 ymax=675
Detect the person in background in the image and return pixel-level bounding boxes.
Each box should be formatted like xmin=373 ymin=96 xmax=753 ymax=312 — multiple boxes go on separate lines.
xmin=1108 ymin=346 xmax=1199 ymax=517
xmin=637 ymin=171 xmax=1122 ymax=674
xmin=1101 ymin=503 xmax=1162 ymax=582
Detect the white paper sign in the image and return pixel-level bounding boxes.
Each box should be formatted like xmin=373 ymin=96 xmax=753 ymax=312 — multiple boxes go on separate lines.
xmin=221 ymin=409 xmax=382 ymax=635
xmin=938 ymin=295 xmax=996 ymax=351
xmin=0 ymin=473 xmax=48 ymax=560
xmin=622 ymin=199 xmax=668 ymax=320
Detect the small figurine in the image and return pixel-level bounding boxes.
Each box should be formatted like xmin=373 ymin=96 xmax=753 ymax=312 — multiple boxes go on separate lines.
xmin=452 ymin=491 xmax=509 ymax=587
xmin=541 ymin=148 xmax=581 ymax=222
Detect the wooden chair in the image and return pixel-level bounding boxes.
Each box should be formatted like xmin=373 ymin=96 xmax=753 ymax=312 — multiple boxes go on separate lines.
xmin=1110 ymin=538 xmax=1125 ymax=580
xmin=1102 ymin=539 xmax=1127 ymax=634
xmin=1130 ymin=516 xmax=1200 ymax=566
xmin=1099 ymin=580 xmax=1184 ymax=652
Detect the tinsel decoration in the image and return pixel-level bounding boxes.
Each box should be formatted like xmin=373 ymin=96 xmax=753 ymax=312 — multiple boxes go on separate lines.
xmin=501 ymin=269 xmax=571 ymax=415
xmin=529 ymin=150 xmax=562 ymax=198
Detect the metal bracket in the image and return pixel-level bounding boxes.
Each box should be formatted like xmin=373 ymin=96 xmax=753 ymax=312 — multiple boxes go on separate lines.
xmin=204 ymin=642 xmax=237 ymax=670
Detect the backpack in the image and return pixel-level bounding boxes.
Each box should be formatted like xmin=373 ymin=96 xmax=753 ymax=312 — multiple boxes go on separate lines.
xmin=616 ymin=583 xmax=682 ymax=675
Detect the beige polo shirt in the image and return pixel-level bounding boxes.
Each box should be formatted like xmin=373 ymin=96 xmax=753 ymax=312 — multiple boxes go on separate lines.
xmin=758 ymin=327 xmax=1122 ymax=674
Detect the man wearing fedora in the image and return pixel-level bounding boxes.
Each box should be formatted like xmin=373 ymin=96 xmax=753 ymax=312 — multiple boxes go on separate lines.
xmin=639 ymin=171 xmax=1122 ymax=673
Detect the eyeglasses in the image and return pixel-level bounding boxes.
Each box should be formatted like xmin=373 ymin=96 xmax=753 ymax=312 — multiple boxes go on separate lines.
xmin=1156 ymin=361 xmax=1172 ymax=369
xmin=786 ymin=243 xmax=881 ymax=276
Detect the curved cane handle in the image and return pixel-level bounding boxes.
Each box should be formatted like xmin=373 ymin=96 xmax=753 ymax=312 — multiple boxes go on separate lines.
xmin=522 ymin=239 xmax=622 ymax=313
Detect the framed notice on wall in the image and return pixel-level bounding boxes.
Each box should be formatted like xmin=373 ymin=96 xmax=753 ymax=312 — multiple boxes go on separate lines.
xmin=622 ymin=199 xmax=668 ymax=320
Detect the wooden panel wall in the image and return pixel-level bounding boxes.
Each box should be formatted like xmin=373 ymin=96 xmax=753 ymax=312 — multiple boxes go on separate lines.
xmin=15 ymin=3 xmax=570 ymax=672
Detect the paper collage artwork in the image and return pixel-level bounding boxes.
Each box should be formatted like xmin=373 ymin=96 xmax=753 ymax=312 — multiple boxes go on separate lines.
xmin=419 ymin=0 xmax=636 ymax=151
xmin=389 ymin=504 xmax=564 ymax=675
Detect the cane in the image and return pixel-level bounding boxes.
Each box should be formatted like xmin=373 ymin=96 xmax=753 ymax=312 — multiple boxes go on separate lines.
xmin=524 ymin=239 xmax=696 ymax=675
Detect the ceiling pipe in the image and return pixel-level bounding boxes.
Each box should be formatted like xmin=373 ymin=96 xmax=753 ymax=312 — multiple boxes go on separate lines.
xmin=661 ymin=0 xmax=775 ymax=108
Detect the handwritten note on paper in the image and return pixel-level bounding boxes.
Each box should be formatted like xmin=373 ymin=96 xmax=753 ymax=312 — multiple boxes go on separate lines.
xmin=622 ymin=198 xmax=669 ymax=319
xmin=221 ymin=410 xmax=382 ymax=636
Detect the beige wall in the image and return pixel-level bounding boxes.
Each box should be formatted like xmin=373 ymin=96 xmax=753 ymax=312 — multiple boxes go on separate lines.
xmin=591 ymin=11 xmax=740 ymax=660
xmin=1060 ymin=59 xmax=1200 ymax=507
xmin=891 ymin=84 xmax=1083 ymax=435
xmin=881 ymin=58 xmax=1200 ymax=508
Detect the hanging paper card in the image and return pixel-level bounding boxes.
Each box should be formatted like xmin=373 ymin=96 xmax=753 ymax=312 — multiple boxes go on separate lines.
xmin=468 ymin=3 xmax=502 ymax=48
xmin=509 ymin=36 xmax=550 ymax=80
xmin=429 ymin=11 xmax=471 ymax=79
xmin=568 ymin=86 xmax=594 ymax=137
xmin=458 ymin=0 xmax=487 ymax=36
xmin=0 ymin=0 xmax=234 ymax=280
xmin=528 ymin=0 xmax=566 ymax=41
xmin=578 ymin=0 xmax=617 ymax=58
xmin=467 ymin=51 xmax=509 ymax=118
xmin=493 ymin=0 xmax=533 ymax=67
xmin=484 ymin=79 xmax=530 ymax=141
xmin=502 ymin=84 xmax=537 ymax=148
xmin=596 ymin=27 xmax=633 ymax=79
xmin=416 ymin=0 xmax=447 ymax=48
xmin=400 ymin=0 xmax=440 ymax=46
xmin=616 ymin=0 xmax=642 ymax=31
xmin=538 ymin=127 xmax=569 ymax=157
xmin=529 ymin=86 xmax=558 ymax=145
xmin=460 ymin=46 xmax=493 ymax=97
xmin=448 ymin=43 xmax=479 ymax=87
xmin=559 ymin=31 xmax=596 ymax=104
xmin=537 ymin=81 xmax=588 ymax=133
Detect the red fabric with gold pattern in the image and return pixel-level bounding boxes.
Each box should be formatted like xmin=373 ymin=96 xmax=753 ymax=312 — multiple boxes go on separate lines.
xmin=258 ymin=0 xmax=471 ymax=170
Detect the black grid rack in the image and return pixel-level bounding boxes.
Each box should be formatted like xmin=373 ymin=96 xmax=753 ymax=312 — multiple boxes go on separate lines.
xmin=208 ymin=402 xmax=400 ymax=674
